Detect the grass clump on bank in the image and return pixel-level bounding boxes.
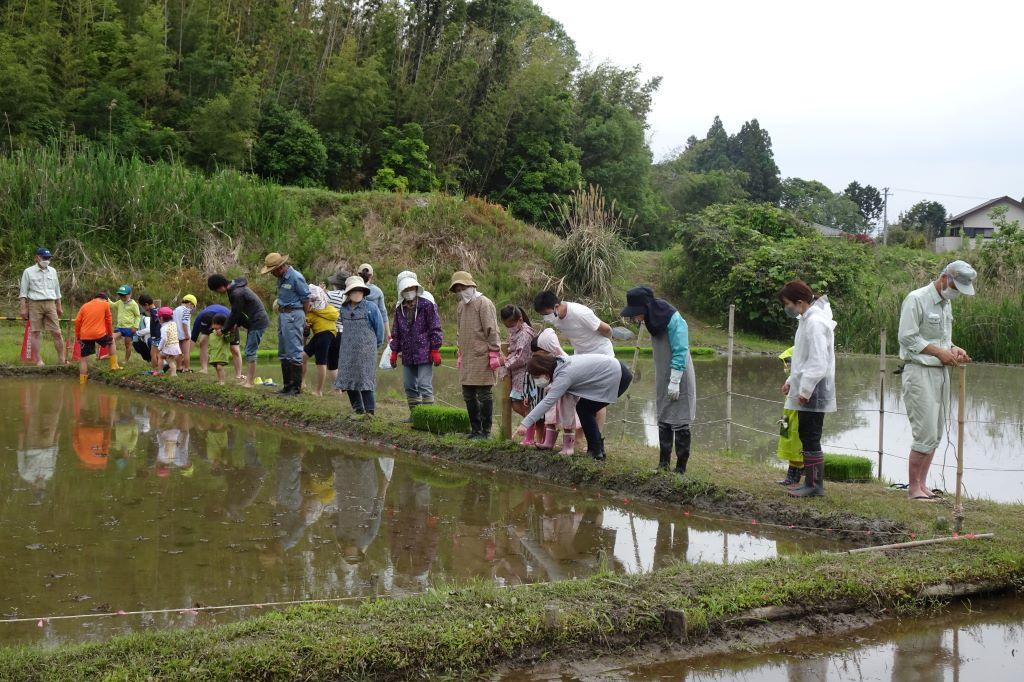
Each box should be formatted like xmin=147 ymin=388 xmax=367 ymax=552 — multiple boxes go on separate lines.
xmin=2 ymin=367 xmax=1023 ymax=680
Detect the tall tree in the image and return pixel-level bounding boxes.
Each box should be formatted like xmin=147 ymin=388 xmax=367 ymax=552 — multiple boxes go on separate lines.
xmin=898 ymin=200 xmax=948 ymax=241
xmin=843 ymin=181 xmax=883 ymax=225
xmin=781 ymin=178 xmax=866 ymax=233
xmin=728 ymin=119 xmax=782 ymax=204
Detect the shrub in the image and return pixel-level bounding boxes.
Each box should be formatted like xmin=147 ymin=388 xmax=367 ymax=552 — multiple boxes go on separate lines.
xmin=253 ymin=106 xmax=327 ymax=187
xmin=552 ymin=184 xmax=627 ymax=305
xmin=823 ymin=454 xmax=872 ymax=482
xmin=411 ymin=405 xmax=471 ymax=435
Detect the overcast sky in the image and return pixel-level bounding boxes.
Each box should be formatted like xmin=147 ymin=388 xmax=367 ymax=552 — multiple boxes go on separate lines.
xmin=537 ymin=0 xmax=1024 ymax=219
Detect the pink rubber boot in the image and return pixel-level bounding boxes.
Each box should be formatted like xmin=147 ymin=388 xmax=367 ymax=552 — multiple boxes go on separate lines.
xmin=536 ymin=425 xmax=558 ymax=450
xmin=521 ymin=422 xmax=537 ymax=446
xmin=558 ymin=431 xmax=576 ymax=456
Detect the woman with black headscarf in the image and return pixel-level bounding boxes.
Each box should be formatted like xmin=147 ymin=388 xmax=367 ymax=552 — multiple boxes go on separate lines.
xmin=621 ymin=286 xmax=697 ymax=473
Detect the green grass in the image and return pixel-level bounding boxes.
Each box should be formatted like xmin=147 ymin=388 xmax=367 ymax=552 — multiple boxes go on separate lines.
xmin=1 ymin=365 xmax=1021 ymax=679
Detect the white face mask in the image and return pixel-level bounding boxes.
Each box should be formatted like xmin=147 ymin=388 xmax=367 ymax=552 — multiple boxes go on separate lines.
xmin=542 ymin=313 xmax=558 ymax=325
xmin=940 ymin=286 xmax=960 ymax=301
xmin=402 ymin=290 xmax=418 ymax=302
xmin=533 ymin=377 xmax=550 ymax=389
xmin=459 ymin=287 xmax=476 ymax=303
xmin=38 ymin=260 xmax=50 ymax=269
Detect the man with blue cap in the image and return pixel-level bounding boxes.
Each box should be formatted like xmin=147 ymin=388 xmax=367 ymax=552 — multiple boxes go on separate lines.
xmin=898 ymin=259 xmax=978 ymax=502
xmin=19 ymin=248 xmax=66 ymax=366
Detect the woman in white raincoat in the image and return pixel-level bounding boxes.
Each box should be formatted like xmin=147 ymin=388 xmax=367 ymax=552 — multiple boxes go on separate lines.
xmin=778 ymin=279 xmax=836 ymax=498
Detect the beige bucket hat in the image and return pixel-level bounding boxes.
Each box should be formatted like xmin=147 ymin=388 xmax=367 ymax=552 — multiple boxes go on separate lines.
xmin=449 ymin=270 xmax=477 ymax=292
xmin=343 ymin=276 xmax=371 ymax=297
xmin=260 ymin=252 xmax=289 ymax=274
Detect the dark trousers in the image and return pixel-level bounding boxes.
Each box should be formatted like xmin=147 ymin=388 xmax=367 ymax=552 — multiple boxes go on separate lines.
xmin=575 ymin=362 xmax=634 ymax=451
xmin=797 ymin=410 xmax=825 ymax=462
xmin=462 ymin=385 xmax=494 ymax=435
xmin=347 ymin=390 xmax=376 ymax=414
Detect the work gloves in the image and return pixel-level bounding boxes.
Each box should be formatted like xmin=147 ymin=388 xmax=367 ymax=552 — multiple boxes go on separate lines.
xmin=430 ymin=349 xmax=442 ymax=366
xmin=667 ymin=368 xmax=684 ymax=400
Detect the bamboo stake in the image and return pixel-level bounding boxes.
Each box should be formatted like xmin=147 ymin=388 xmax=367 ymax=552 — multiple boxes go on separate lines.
xmin=725 ymin=305 xmax=735 ymax=452
xmin=500 ymin=342 xmax=512 ymax=441
xmin=877 ymin=329 xmax=886 ymax=480
xmin=954 ymin=364 xmax=967 ymax=533
xmin=847 ymin=533 xmax=993 ymax=554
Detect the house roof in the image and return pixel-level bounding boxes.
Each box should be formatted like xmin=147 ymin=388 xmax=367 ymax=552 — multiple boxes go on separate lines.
xmin=947 ymin=196 xmax=1024 ymax=223
xmin=810 ymin=222 xmax=845 ymax=237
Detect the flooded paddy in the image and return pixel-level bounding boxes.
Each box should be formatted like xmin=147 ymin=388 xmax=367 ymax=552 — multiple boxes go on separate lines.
xmin=512 ymin=595 xmax=1024 ymax=681
xmin=0 ymin=378 xmax=841 ymax=646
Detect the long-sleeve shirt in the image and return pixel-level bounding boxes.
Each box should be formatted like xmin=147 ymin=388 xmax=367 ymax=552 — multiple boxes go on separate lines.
xmin=785 ymin=297 xmax=837 ymax=413
xmin=307 ymin=305 xmax=340 ymax=335
xmin=898 ymin=283 xmax=952 ymax=367
xmin=19 ymin=265 xmax=61 ymax=301
xmin=666 ymin=313 xmax=689 ymax=371
xmin=74 ymin=299 xmax=113 ymax=341
xmin=366 ymin=283 xmax=389 ymax=333
xmin=275 ymin=266 xmax=310 ymax=309
xmin=456 ymin=294 xmax=500 ymax=386
xmin=224 ymin=278 xmax=269 ymax=332
xmin=111 ymin=299 xmax=141 ymax=329
xmin=504 ymin=323 xmax=536 ymax=394
xmin=389 ymin=297 xmax=443 ymax=365
xmin=522 ymin=354 xmax=625 ymax=428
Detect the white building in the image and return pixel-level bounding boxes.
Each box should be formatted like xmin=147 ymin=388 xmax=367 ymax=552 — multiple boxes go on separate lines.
xmin=935 ymin=196 xmax=1024 ymax=253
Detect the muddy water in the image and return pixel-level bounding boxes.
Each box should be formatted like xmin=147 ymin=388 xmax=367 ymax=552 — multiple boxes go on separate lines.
xmin=0 ymin=378 xmax=841 ymax=646
xmin=513 ymin=595 xmax=1024 ymax=681
xmin=353 ymin=355 xmax=1024 ymax=502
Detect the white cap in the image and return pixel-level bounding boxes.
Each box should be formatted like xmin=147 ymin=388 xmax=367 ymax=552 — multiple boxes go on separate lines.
xmin=397 ymin=275 xmax=423 ymax=296
xmin=944 ymin=260 xmax=977 ymax=296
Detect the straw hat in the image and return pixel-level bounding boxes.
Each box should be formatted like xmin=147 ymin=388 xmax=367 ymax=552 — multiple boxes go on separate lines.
xmin=260 ymin=252 xmax=290 ymax=274
xmin=449 ymin=270 xmax=477 ymax=291
xmin=342 ymin=276 xmax=371 ymax=297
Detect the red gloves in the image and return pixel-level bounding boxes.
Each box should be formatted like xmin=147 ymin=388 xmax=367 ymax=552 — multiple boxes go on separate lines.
xmin=430 ymin=349 xmax=442 ymax=366
xmin=390 ymin=351 xmax=399 ymax=367
xmin=488 ymin=351 xmax=501 ymax=371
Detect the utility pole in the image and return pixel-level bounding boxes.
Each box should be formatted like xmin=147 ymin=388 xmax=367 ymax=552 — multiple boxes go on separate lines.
xmin=882 ymin=187 xmax=891 ymax=245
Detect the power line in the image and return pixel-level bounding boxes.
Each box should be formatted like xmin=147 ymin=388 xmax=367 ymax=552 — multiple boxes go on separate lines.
xmin=892 ymin=188 xmax=992 ymax=201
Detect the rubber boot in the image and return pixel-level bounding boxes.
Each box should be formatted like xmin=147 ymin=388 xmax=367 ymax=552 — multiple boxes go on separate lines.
xmin=521 ymin=422 xmax=537 ymax=446
xmin=108 ymin=354 xmax=121 ymax=371
xmin=477 ymin=393 xmax=493 ymax=439
xmin=657 ymin=423 xmax=673 ymax=470
xmin=789 ymin=459 xmax=825 ymax=497
xmin=674 ymin=425 xmax=691 ymax=474
xmin=79 ymin=374 xmax=88 ymax=385
xmin=464 ymin=394 xmax=481 ymax=438
xmin=405 ymin=399 xmax=421 ymax=424
xmin=558 ymin=431 xmax=576 ymax=456
xmin=278 ymin=361 xmax=292 ymax=394
xmin=588 ymin=435 xmax=606 ymax=462
xmin=776 ymin=465 xmax=802 ymax=486
xmin=535 ymin=425 xmax=557 ymax=450
xmin=290 ymin=361 xmax=303 ymax=395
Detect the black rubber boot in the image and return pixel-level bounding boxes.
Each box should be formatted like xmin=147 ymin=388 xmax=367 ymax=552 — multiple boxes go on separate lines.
xmin=277 ymin=361 xmax=292 ymax=394
xmin=790 ymin=459 xmax=825 ymax=497
xmin=777 ymin=466 xmax=802 ymax=486
xmin=477 ymin=393 xmax=494 ymax=440
xmin=657 ymin=423 xmax=673 ymax=469
xmin=463 ymin=389 xmax=481 ymax=438
xmin=674 ymin=425 xmax=691 ymax=474
xmin=289 ymin=361 xmax=303 ymax=395
xmin=589 ymin=435 xmax=606 ymax=462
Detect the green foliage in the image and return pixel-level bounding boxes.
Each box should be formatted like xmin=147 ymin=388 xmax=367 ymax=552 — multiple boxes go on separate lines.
xmin=823 ymin=454 xmax=873 ymax=482
xmin=843 ymin=181 xmax=883 ymax=225
xmin=373 ymin=123 xmax=438 ymax=193
xmin=552 ymin=185 xmax=627 ymax=305
xmin=253 ymin=107 xmax=327 ymax=188
xmin=897 ymin=200 xmax=948 ymax=241
xmin=781 ymin=178 xmax=868 ymax=233
xmin=187 ymin=80 xmax=258 ymax=170
xmin=651 ymin=167 xmax=749 ymax=219
xmin=411 ymin=405 xmax=471 ymax=435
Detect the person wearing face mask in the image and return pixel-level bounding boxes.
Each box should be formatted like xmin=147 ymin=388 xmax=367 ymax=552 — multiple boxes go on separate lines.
xmin=898 ymin=260 xmax=977 ymax=502
xmin=335 ymin=276 xmax=385 ymax=416
xmin=778 ymin=279 xmax=837 ymax=498
xmin=514 ymin=353 xmax=633 ymax=461
xmin=498 ymin=305 xmax=540 ymax=445
xmin=358 ymin=264 xmax=390 ymax=341
xmin=389 ymin=273 xmax=443 ymax=419
xmin=620 ymin=286 xmax=696 ymax=474
xmin=396 ymin=270 xmax=436 ymax=307
xmin=19 ymin=247 xmax=66 ymax=366
xmin=450 ymin=271 xmax=500 ymax=439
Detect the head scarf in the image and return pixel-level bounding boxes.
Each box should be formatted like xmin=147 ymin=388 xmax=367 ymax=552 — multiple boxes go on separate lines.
xmin=535 ymin=328 xmax=566 ymax=358
xmin=623 ymin=286 xmax=677 ymax=336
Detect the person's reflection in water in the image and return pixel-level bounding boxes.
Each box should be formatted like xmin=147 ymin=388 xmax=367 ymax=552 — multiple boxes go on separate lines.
xmin=71 ymin=388 xmax=112 ymax=471
xmin=787 ymin=656 xmax=828 ymax=682
xmin=653 ymin=519 xmax=690 ymax=570
xmin=110 ymin=395 xmax=139 ymax=470
xmin=332 ymin=455 xmax=391 ymax=589
xmin=17 ymin=380 xmax=64 ymax=498
xmin=571 ymin=504 xmax=621 ymax=574
xmin=274 ymin=437 xmax=307 ymax=551
xmin=387 ymin=475 xmax=439 ymax=592
xmin=222 ymin=429 xmax=266 ymax=519
xmin=891 ymin=630 xmax=947 ymax=682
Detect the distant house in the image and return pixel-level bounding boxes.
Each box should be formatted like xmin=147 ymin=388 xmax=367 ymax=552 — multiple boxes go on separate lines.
xmin=936 ymin=196 xmax=1024 ymax=253
xmin=810 ymin=222 xmax=845 ymax=238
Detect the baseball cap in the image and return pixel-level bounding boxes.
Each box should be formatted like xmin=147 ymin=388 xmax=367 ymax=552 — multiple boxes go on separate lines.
xmin=36 ymin=248 xmax=52 ymax=259
xmin=182 ymin=294 xmax=198 ymax=306
xmin=358 ymin=263 xmax=374 ymax=276
xmin=116 ymin=285 xmax=132 ymax=296
xmin=944 ymin=260 xmax=977 ymax=296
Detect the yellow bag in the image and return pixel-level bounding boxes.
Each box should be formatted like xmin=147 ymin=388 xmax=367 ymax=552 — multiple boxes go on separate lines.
xmin=776 ymin=347 xmax=803 ymax=465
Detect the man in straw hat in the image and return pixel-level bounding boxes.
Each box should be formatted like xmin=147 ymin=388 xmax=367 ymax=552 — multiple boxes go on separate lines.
xmin=450 ymin=270 xmax=500 ymax=439
xmin=898 ymin=259 xmax=977 ymax=502
xmin=261 ymin=252 xmax=311 ymax=395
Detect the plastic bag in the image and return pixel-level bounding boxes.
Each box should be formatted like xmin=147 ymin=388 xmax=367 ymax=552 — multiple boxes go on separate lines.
xmin=379 ymin=346 xmax=394 ymax=370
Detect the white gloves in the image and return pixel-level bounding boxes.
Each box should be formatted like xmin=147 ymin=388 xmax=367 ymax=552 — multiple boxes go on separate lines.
xmin=667 ymin=368 xmax=684 ymax=400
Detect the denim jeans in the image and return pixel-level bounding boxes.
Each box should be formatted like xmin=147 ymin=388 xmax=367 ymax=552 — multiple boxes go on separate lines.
xmin=402 ymin=363 xmax=434 ymax=402
xmin=244 ymin=327 xmax=266 ymax=362
xmin=348 ymin=390 xmax=376 ymax=414
xmin=277 ymin=310 xmax=305 ymax=363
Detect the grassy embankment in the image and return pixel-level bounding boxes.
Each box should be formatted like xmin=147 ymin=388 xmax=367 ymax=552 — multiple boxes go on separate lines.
xmin=0 ymin=365 xmax=1021 ymax=680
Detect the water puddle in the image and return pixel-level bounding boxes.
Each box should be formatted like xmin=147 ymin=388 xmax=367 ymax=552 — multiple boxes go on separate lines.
xmin=512 ymin=595 xmax=1024 ymax=681
xmin=0 ymin=379 xmax=841 ymax=646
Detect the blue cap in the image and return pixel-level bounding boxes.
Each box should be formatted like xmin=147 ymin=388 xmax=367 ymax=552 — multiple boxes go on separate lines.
xmin=36 ymin=248 xmax=52 ymax=259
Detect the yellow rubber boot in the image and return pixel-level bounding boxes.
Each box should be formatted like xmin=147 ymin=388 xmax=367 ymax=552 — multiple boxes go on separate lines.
xmin=108 ymin=355 xmax=121 ymax=371
xmin=79 ymin=374 xmax=88 ymax=385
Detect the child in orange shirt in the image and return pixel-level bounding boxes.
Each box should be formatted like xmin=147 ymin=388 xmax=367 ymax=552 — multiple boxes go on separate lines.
xmin=74 ymin=293 xmax=115 ymax=384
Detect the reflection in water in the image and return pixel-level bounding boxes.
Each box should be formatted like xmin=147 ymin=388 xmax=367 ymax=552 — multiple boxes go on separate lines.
xmin=511 ymin=596 xmax=1024 ymax=681
xmin=0 ymin=379 xmax=841 ymax=646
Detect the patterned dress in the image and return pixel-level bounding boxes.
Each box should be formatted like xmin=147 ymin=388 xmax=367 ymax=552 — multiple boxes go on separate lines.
xmin=334 ymin=300 xmax=383 ymax=391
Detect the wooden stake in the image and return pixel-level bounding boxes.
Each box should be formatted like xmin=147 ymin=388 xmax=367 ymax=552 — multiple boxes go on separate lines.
xmin=726 ymin=305 xmax=735 ymax=452
xmin=877 ymin=328 xmax=886 ymax=480
xmin=847 ymin=532 xmax=993 ymax=554
xmin=954 ymin=364 xmax=967 ymax=533
xmin=500 ymin=342 xmax=512 ymax=441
